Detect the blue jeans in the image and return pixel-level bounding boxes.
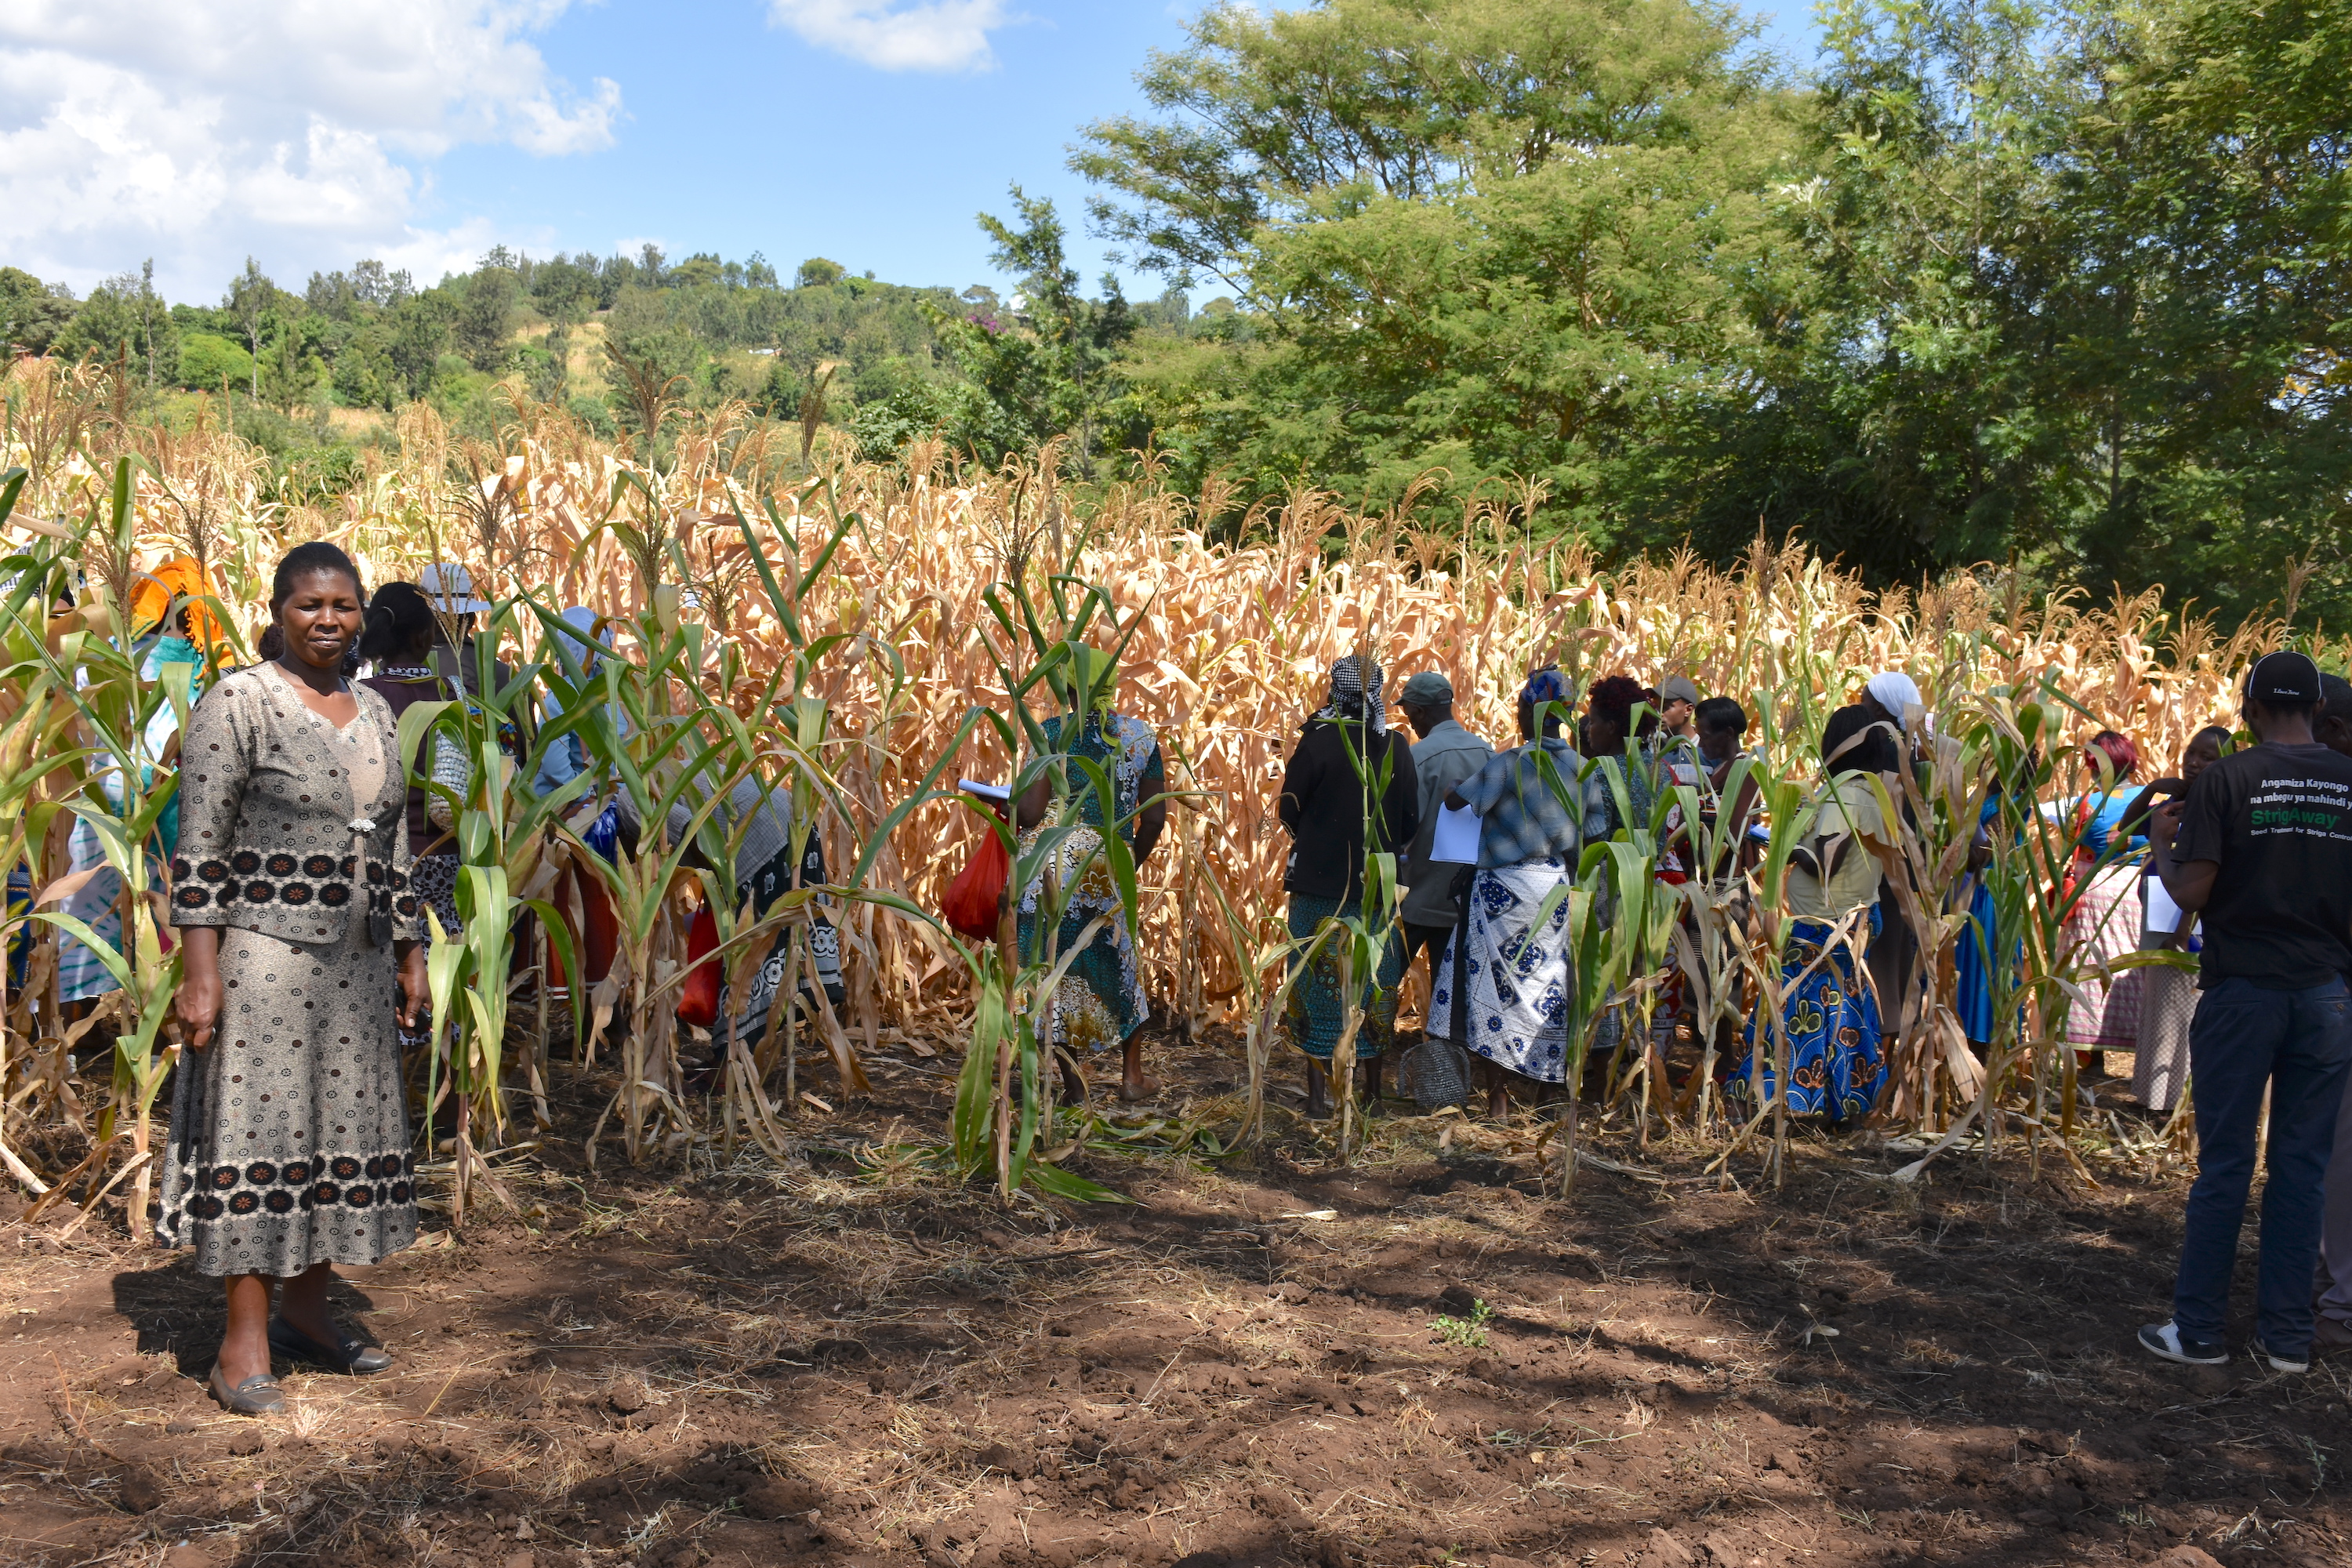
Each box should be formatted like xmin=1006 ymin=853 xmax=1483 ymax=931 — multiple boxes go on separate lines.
xmin=2172 ymin=976 xmax=2352 ymax=1354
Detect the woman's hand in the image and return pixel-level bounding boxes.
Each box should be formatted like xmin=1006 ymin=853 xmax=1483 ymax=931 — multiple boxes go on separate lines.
xmin=395 ymin=942 xmax=430 ymax=1029
xmin=176 ymin=927 xmax=223 ymax=1051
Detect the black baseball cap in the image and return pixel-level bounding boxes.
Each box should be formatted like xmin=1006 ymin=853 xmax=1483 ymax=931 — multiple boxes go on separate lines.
xmin=2245 ymin=650 xmax=2322 ymax=706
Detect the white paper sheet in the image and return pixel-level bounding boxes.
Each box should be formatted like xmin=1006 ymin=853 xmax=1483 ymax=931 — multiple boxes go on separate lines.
xmin=2145 ymin=873 xmax=2187 ymax=935
xmin=1429 ymin=804 xmax=1482 ymax=865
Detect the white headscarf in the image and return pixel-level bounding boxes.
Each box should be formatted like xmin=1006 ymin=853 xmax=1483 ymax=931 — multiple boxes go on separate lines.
xmin=1865 ymin=671 xmax=1923 ymax=729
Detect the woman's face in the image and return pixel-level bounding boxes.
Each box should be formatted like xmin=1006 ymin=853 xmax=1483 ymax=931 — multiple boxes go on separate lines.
xmin=1586 ymin=710 xmax=1627 ymax=755
xmin=2182 ymin=735 xmax=2223 ymax=784
xmin=277 ymin=570 xmax=364 ymax=673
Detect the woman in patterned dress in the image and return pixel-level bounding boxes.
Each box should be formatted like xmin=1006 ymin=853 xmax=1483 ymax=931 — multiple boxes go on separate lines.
xmin=1014 ymin=649 xmax=1167 ymax=1102
xmin=162 ymin=543 xmax=427 ymax=1414
xmin=1428 ymin=668 xmax=1604 ymax=1117
xmin=1727 ymin=713 xmax=1900 ymax=1123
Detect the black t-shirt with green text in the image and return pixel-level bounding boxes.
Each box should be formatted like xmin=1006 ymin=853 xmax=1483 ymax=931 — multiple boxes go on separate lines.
xmin=2173 ymin=742 xmax=2352 ymax=989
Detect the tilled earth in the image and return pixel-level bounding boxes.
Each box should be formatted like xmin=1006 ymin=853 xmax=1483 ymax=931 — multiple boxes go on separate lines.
xmin=2 ymin=1028 xmax=2348 ymax=1568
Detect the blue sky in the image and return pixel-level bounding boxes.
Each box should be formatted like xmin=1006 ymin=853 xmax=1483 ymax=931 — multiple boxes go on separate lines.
xmin=435 ymin=0 xmax=1831 ymax=298
xmin=2 ymin=2 xmax=1827 ymax=305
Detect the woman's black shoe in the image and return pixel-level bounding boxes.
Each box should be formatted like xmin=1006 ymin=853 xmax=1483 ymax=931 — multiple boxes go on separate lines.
xmin=267 ymin=1317 xmax=391 ymax=1374
xmin=208 ymin=1365 xmax=285 ymax=1414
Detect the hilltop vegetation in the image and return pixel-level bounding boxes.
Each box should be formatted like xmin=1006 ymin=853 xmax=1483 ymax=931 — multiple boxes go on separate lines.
xmin=4 ymin=0 xmax=2347 ymax=627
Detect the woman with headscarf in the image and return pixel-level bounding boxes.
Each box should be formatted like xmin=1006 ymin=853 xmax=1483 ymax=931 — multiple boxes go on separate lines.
xmin=1428 ymin=667 xmax=1606 ymax=1116
xmin=1014 ymin=648 xmax=1168 ymax=1102
xmin=1728 ymin=709 xmax=1900 ymax=1124
xmin=1277 ymin=655 xmax=1419 ymax=1118
xmin=2059 ymin=729 xmax=2149 ymax=1076
xmin=1860 ymin=671 xmax=1924 ymax=734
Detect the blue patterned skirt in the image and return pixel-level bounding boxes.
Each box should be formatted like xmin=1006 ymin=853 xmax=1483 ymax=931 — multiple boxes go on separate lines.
xmin=1428 ymin=858 xmax=1576 ymax=1083
xmin=1728 ymin=918 xmax=1886 ymax=1122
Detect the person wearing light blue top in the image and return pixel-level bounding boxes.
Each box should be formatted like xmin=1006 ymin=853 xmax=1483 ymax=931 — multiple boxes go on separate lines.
xmin=56 ymin=617 xmax=207 ymax=1007
xmin=1428 ymin=667 xmax=1605 ymax=1115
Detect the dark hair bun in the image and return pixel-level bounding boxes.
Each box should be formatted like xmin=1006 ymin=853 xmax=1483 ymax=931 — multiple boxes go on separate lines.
xmin=359 ymin=581 xmax=437 ymax=662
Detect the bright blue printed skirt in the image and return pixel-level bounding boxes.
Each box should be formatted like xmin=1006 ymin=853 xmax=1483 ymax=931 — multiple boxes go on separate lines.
xmin=1283 ymin=892 xmax=1401 ymax=1060
xmin=1955 ymin=880 xmax=1998 ymax=1045
xmin=1729 ymin=917 xmax=1886 ymax=1122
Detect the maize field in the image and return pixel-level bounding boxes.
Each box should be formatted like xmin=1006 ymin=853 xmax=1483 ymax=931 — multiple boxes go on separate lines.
xmin=0 ymin=354 xmax=2314 ymax=1230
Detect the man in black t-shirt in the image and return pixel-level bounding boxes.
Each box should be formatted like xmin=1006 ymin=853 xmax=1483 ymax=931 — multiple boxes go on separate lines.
xmin=2310 ymin=673 xmax=2352 ymax=1352
xmin=2141 ymin=652 xmax=2352 ymax=1374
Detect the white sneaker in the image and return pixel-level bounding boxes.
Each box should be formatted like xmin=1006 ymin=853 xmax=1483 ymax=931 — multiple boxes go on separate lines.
xmin=2138 ymin=1321 xmax=2227 ymax=1366
xmin=2252 ymin=1336 xmax=2309 ymax=1374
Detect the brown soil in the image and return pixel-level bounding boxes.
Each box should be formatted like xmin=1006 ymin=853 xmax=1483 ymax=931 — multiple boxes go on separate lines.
xmin=2 ymin=1028 xmax=2347 ymax=1568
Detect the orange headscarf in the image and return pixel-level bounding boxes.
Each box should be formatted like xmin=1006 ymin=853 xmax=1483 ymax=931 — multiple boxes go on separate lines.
xmin=129 ymin=556 xmax=229 ymax=652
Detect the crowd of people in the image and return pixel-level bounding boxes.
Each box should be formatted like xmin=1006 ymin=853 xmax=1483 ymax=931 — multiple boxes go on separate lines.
xmin=25 ymin=535 xmax=2352 ymax=1406
xmin=1241 ymin=650 xmax=2350 ymax=1376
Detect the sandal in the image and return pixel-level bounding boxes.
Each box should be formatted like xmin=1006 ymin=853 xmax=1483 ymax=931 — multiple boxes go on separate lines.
xmin=268 ymin=1317 xmax=392 ymax=1374
xmin=208 ymin=1365 xmax=285 ymax=1415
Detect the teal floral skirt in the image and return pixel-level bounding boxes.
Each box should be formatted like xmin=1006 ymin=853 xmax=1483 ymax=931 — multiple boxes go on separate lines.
xmin=1016 ymin=826 xmax=1149 ymax=1051
xmin=1283 ymin=893 xmax=1403 ymax=1061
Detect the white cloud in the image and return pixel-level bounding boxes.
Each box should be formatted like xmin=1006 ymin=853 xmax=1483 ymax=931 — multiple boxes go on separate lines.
xmin=0 ymin=2 xmax=619 ymax=297
xmin=768 ymin=0 xmax=1014 ymax=73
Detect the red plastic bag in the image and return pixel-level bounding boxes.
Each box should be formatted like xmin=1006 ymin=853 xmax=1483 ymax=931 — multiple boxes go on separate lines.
xmin=942 ymin=823 xmax=1012 ymax=942
xmin=677 ymin=902 xmax=720 ymax=1028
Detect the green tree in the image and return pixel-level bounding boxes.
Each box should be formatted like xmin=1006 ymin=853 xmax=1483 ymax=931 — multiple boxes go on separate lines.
xmin=225 ymin=258 xmax=289 ymax=399
xmin=0 ymin=267 xmax=78 ymax=357
xmin=455 ymin=260 xmax=519 ymax=372
xmin=57 ymin=266 xmax=181 ymax=391
xmin=257 ymin=310 xmax=329 ymax=412
xmin=2070 ymin=0 xmax=2352 ymax=623
xmin=1076 ymin=0 xmax=1771 ymax=294
xmin=1079 ymin=0 xmax=1799 ymax=532
xmin=387 ymin=290 xmax=459 ymax=401
xmin=924 ymin=187 xmax=1137 ymax=471
xmin=329 ymin=322 xmax=397 ymax=408
xmin=180 ymin=332 xmax=257 ymax=393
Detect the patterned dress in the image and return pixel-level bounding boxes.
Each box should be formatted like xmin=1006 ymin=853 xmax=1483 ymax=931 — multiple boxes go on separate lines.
xmin=1428 ymin=857 xmax=1576 ymax=1081
xmin=157 ymin=664 xmax=422 ymax=1276
xmin=1727 ymin=774 xmax=1889 ymax=1122
xmin=1016 ymin=712 xmax=1163 ymax=1052
xmin=1727 ymin=916 xmax=1888 ymax=1121
xmin=1426 ymin=740 xmax=1604 ymax=1082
